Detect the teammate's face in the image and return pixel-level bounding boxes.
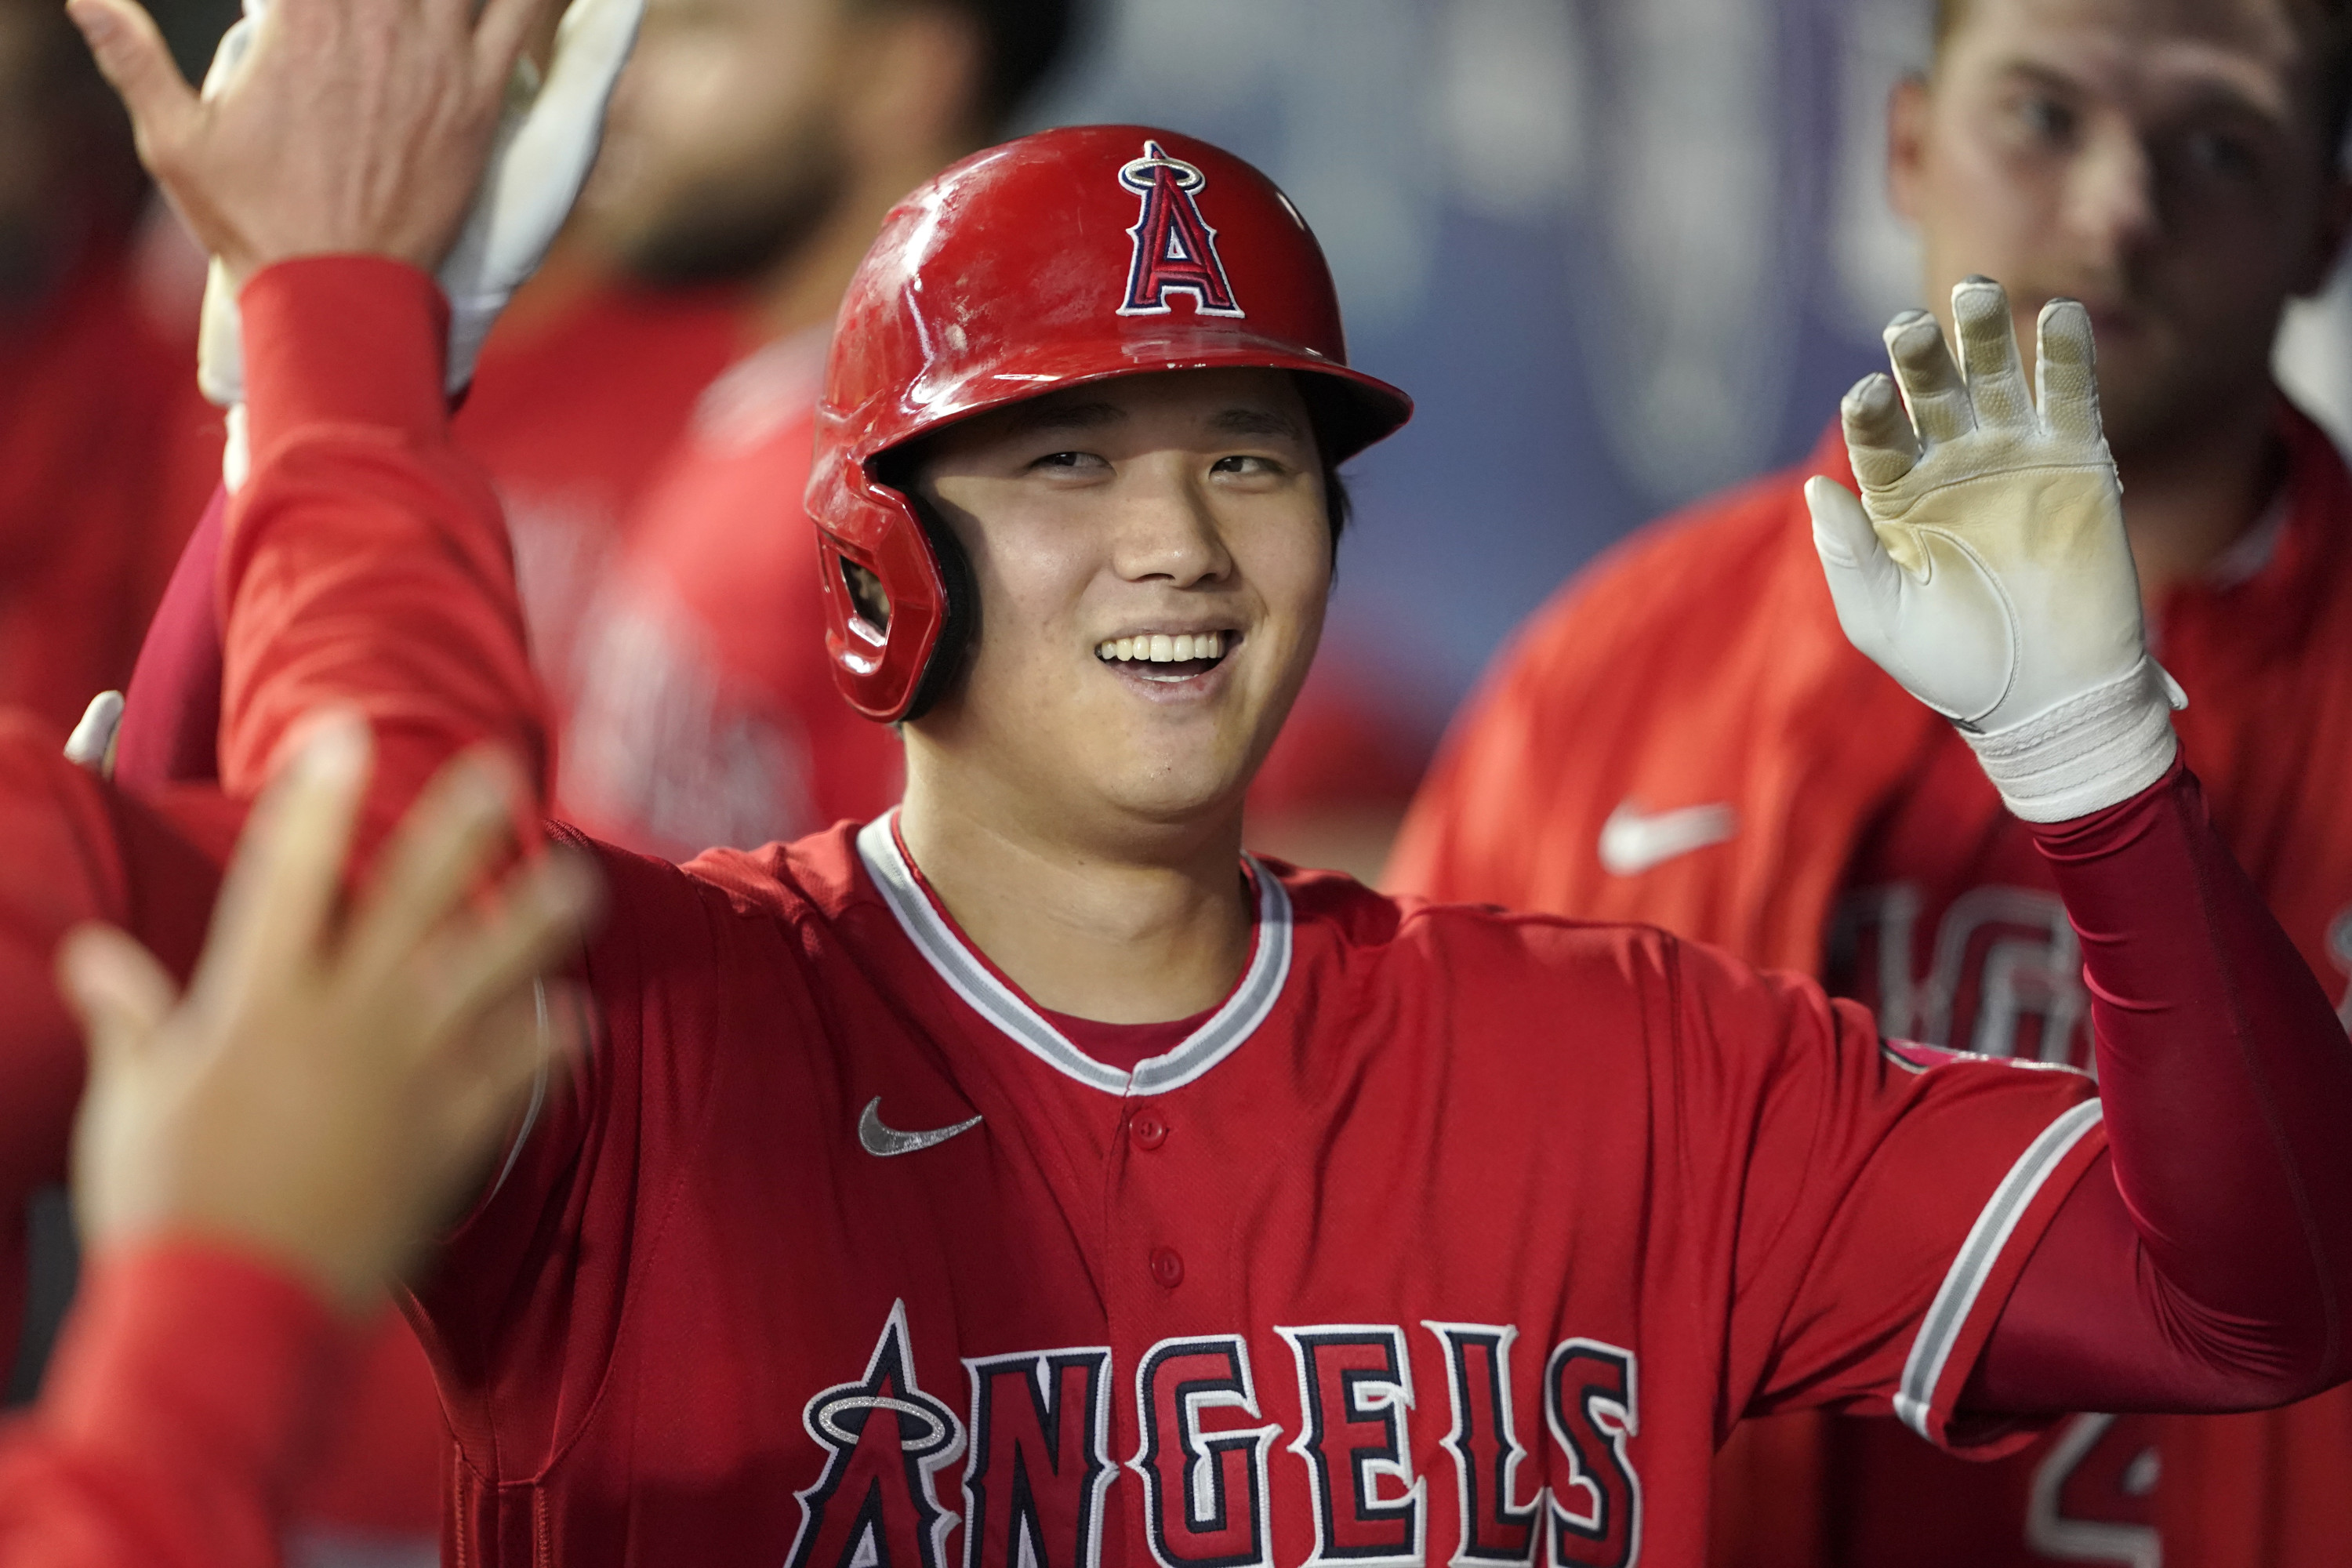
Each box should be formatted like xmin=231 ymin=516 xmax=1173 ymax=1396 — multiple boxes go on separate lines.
xmin=906 ymin=369 xmax=1331 ymax=836
xmin=582 ymin=0 xmax=854 ymax=282
xmin=1891 ymin=0 xmax=2351 ymax=456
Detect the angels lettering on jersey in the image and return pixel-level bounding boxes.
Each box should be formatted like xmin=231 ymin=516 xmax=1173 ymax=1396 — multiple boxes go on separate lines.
xmin=786 ymin=1303 xmax=1641 ymax=1568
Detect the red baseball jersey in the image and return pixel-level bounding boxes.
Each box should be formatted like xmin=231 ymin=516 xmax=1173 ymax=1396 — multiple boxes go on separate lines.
xmin=413 ymin=811 xmax=2103 ymax=1568
xmin=1390 ymin=403 xmax=2352 ymax=1568
xmin=456 ymin=250 xmax=749 ymax=712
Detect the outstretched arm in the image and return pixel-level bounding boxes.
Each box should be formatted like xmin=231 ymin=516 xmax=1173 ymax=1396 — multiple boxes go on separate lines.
xmin=1970 ymin=761 xmax=2352 ymax=1411
xmin=0 ymin=0 xmax=586 ymax=1357
xmin=0 ymin=270 xmax=527 ymax=1367
xmin=1809 ymin=280 xmax=2352 ymax=1414
xmin=220 ymin=256 xmax=547 ymax=829
xmin=0 ymin=0 xmax=636 ymax=1407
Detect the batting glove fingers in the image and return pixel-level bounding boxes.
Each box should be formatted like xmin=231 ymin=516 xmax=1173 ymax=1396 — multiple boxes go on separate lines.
xmin=1809 ymin=278 xmax=2185 ymax=822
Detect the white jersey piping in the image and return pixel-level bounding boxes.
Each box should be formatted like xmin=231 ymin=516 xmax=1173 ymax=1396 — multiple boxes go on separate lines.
xmin=855 ymin=811 xmax=1292 ymax=1097
xmin=1893 ymin=1097 xmax=2106 ymax=1439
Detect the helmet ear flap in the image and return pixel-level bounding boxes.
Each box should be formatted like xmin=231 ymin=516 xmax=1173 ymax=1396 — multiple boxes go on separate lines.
xmin=895 ymin=489 xmax=978 ymax=724
xmin=812 ymin=453 xmax=956 ymax=722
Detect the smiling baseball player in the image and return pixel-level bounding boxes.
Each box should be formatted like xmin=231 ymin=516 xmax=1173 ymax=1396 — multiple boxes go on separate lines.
xmin=13 ymin=2 xmax=2352 ymax=1563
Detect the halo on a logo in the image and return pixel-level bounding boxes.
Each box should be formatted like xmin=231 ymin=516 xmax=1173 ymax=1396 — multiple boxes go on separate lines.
xmin=809 ymin=1391 xmax=956 ymax=1455
xmin=1120 ymin=141 xmax=1207 ymax=194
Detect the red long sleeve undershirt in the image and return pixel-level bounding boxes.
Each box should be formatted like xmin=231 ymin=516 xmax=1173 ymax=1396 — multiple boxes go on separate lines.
xmin=0 ymin=1240 xmax=349 ymax=1568
xmin=0 ymin=261 xmax=534 ymax=1560
xmin=1966 ymin=757 xmax=2352 ymax=1412
xmin=0 ymin=256 xmax=2347 ymax=1561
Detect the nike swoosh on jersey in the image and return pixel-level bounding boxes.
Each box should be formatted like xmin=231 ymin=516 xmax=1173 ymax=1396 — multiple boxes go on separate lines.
xmin=1598 ymin=800 xmax=1737 ymax=877
xmin=858 ymin=1098 xmax=984 ymax=1157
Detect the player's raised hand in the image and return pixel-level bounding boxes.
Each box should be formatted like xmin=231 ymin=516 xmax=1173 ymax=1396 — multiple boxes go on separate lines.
xmin=192 ymin=0 xmax=645 ymax=426
xmin=1806 ymin=277 xmax=2185 ymax=822
xmin=55 ymin=714 xmax=599 ymax=1312
xmin=67 ymin=0 xmax=559 ymax=289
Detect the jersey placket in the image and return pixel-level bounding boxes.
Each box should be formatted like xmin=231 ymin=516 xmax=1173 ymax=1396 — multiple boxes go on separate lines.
xmin=852 ymin=812 xmax=1296 ymax=1566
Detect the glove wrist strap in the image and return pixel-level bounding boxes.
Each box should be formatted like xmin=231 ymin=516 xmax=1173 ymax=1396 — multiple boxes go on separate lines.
xmin=1963 ymin=658 xmax=2183 ymax=823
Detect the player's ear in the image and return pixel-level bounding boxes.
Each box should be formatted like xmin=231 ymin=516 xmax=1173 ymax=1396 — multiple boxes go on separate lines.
xmin=1886 ymin=74 xmax=1933 ymax=223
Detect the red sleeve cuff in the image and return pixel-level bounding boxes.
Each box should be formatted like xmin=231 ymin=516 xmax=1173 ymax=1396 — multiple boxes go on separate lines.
xmin=239 ymin=257 xmax=451 ymax=465
xmin=1899 ymin=1099 xmax=2110 ymax=1457
xmin=41 ymin=1238 xmax=349 ymax=1495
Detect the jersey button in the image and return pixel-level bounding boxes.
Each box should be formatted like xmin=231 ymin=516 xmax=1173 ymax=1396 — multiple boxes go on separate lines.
xmin=1130 ymin=1107 xmax=1170 ymax=1150
xmin=1149 ymin=1247 xmax=1185 ymax=1289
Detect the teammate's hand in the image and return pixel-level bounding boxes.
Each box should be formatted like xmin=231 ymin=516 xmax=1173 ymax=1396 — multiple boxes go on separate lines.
xmin=68 ymin=0 xmax=554 ymax=289
xmin=56 ymin=713 xmax=599 ymax=1313
xmin=1807 ymin=278 xmax=2184 ymax=822
xmin=192 ymin=0 xmax=644 ymax=422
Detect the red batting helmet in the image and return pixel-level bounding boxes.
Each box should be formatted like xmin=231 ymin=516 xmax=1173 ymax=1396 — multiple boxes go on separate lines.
xmin=808 ymin=124 xmax=1414 ymax=723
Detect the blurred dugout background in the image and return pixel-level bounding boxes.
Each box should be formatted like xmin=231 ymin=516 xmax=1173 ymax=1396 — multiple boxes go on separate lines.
xmin=1 ymin=0 xmax=2342 ymax=1547
xmin=56 ymin=0 xmax=2352 ymax=750
xmin=0 ymin=2 xmax=2341 ymax=1553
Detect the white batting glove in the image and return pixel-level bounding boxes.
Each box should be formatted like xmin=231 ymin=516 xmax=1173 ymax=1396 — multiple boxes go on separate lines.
xmin=197 ymin=0 xmax=644 ymax=488
xmin=191 ymin=3 xmax=258 ymax=416
xmin=437 ymin=0 xmax=645 ymax=393
xmin=1806 ymin=277 xmax=2185 ymax=822
xmin=64 ymin=690 xmax=125 ymax=777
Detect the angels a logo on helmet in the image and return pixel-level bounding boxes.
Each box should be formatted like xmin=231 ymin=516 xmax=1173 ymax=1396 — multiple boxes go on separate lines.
xmin=1118 ymin=141 xmax=1247 ymax=319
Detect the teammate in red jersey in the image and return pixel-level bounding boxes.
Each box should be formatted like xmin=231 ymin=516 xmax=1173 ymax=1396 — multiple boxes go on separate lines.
xmin=1388 ymin=2 xmax=2352 ymax=1564
xmin=488 ymin=0 xmax=1086 ymax=852
xmin=40 ymin=2 xmax=2352 ymax=1563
